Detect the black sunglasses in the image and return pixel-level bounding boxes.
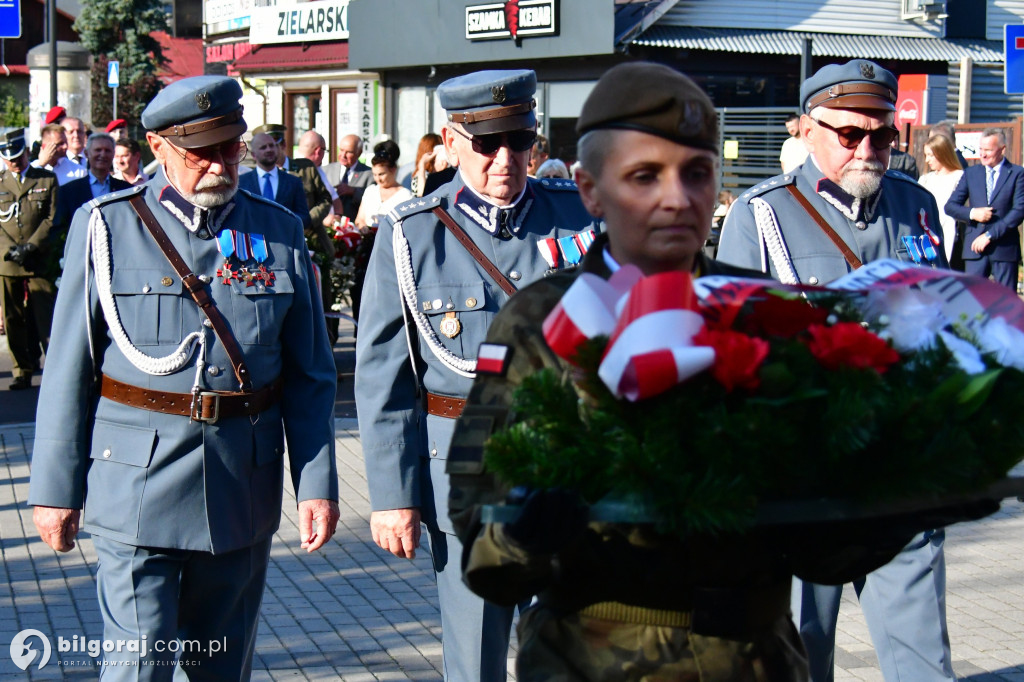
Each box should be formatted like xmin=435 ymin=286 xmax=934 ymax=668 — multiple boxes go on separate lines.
xmin=812 ymin=118 xmax=900 ymax=151
xmin=450 ymin=126 xmax=537 ymax=155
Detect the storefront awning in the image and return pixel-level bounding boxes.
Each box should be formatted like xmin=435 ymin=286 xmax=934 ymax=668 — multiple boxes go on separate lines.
xmin=232 ymin=42 xmax=348 ymax=72
xmin=633 ymin=26 xmax=1003 ymax=63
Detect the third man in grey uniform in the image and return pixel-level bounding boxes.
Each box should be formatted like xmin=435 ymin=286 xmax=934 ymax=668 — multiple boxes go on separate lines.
xmin=718 ymin=59 xmax=953 ymax=682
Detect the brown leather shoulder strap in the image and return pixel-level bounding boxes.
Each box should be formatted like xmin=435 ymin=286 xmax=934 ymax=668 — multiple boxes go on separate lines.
xmin=127 ymin=194 xmax=253 ymax=391
xmin=431 ymin=206 xmax=518 ymax=297
xmin=785 ymin=184 xmax=863 ymax=270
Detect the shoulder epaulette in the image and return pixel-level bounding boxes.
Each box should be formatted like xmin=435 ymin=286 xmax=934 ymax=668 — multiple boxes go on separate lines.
xmin=88 ymin=183 xmax=145 ymax=210
xmin=389 ymin=194 xmax=441 ymax=223
xmin=535 ymin=177 xmax=578 ymax=192
xmin=738 ymin=174 xmax=797 ymax=203
xmin=884 ymin=169 xmax=921 ymax=186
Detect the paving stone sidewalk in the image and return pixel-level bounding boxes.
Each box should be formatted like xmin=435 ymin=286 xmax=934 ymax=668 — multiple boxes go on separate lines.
xmin=3 ymin=419 xmax=1024 ymax=681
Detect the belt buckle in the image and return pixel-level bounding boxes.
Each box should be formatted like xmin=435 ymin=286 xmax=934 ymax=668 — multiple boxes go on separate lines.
xmin=190 ymin=391 xmax=221 ymax=424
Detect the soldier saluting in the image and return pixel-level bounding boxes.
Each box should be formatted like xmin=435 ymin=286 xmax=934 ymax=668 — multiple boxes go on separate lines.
xmin=28 ymin=76 xmax=339 ymax=678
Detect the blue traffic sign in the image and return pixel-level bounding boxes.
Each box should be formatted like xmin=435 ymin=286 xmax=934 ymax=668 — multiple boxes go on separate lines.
xmin=107 ymin=61 xmax=119 ymax=88
xmin=0 ymin=0 xmax=21 ymax=39
xmin=1005 ymin=24 xmax=1024 ymax=94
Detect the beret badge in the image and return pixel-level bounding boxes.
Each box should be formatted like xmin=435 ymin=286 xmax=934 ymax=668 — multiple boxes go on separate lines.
xmin=860 ymin=62 xmax=875 ymax=80
xmin=196 ymin=92 xmax=211 ymax=111
xmin=491 ymin=85 xmax=507 ymax=104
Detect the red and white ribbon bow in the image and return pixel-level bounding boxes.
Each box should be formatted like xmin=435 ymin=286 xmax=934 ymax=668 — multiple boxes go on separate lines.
xmin=543 ymin=267 xmax=715 ymax=401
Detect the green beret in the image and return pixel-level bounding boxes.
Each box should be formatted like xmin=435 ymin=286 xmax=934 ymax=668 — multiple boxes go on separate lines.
xmin=575 ymin=62 xmax=718 ymax=152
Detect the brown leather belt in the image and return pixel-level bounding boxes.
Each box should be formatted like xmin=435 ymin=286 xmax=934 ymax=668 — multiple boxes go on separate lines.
xmin=425 ymin=392 xmax=466 ymax=419
xmin=99 ymin=374 xmax=283 ymax=424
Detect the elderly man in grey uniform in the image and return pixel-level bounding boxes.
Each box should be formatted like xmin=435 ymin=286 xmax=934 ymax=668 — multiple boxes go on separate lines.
xmin=28 ymin=75 xmax=340 ymax=679
xmin=718 ymin=60 xmax=953 ymax=682
xmin=355 ymin=70 xmax=594 ymax=681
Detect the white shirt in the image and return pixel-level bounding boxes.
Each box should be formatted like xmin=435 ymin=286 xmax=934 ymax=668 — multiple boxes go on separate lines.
xmin=318 ymin=165 xmax=339 ymax=201
xmin=780 ymin=136 xmax=809 ymax=173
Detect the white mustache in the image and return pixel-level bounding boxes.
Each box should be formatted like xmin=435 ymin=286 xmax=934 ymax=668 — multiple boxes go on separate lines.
xmin=846 ymin=160 xmax=885 ymax=174
xmin=195 ymin=175 xmax=234 ymax=191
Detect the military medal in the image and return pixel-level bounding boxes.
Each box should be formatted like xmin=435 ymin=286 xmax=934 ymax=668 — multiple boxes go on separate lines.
xmin=557 ymin=234 xmax=583 ymax=265
xmin=538 ymin=238 xmax=559 ymax=269
xmin=216 ymin=230 xmax=273 ymax=286
xmin=439 ymin=312 xmax=461 ymax=339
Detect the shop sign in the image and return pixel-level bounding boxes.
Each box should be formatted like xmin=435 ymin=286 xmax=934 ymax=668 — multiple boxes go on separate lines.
xmin=205 ymin=0 xmax=255 ymax=34
xmin=250 ymin=0 xmax=349 ymax=45
xmin=465 ymin=0 xmax=558 ymax=41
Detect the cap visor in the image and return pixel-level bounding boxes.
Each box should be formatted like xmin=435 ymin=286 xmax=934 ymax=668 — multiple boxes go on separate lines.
xmin=464 ymin=111 xmax=537 ymax=136
xmin=164 ymin=118 xmax=248 ymax=149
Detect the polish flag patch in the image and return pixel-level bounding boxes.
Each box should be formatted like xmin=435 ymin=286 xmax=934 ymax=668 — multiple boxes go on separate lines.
xmin=476 ymin=343 xmax=511 ymax=375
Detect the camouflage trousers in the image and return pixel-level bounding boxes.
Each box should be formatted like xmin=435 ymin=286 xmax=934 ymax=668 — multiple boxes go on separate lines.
xmin=515 ymin=604 xmax=809 ymax=682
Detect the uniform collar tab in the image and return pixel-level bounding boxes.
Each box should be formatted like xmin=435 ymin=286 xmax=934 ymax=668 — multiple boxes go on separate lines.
xmin=453 ymin=176 xmax=534 ymax=237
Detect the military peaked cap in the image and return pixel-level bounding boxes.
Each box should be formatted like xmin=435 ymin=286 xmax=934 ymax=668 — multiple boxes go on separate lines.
xmin=801 ymin=59 xmax=898 ymax=114
xmin=438 ymin=70 xmax=537 ymax=135
xmin=0 ymin=129 xmax=26 ymax=160
xmin=142 ymin=76 xmax=247 ymax=149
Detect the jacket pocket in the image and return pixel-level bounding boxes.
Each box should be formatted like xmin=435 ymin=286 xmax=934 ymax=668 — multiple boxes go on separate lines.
xmin=228 ymin=270 xmax=295 ymax=345
xmin=108 ymin=268 xmax=183 ymax=345
xmin=84 ymin=419 xmax=157 ymax=537
xmin=417 ymin=281 xmax=488 ymax=358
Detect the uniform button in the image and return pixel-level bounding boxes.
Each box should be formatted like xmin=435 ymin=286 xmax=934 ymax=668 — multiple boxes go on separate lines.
xmin=198 ymin=229 xmax=210 ymax=239
xmin=207 ymin=365 xmax=221 ymax=376
xmin=257 ymin=284 xmax=265 ymax=292
xmin=808 ymin=276 xmax=820 ymax=285
xmin=199 ymin=274 xmax=212 ymax=284
xmin=102 ymin=449 xmax=111 ymax=459
xmin=445 ymin=302 xmax=454 ymax=310
xmin=203 ymin=319 xmax=213 ymax=328
xmin=509 ymin=270 xmax=521 ymax=281
xmin=855 ymin=221 xmax=867 ymax=230
xmin=465 ymin=297 xmax=477 ymax=307
xmin=432 ymin=298 xmax=443 ymax=310
xmin=142 ymin=285 xmax=151 ymax=293
xmin=161 ymin=276 xmax=173 ymax=287
xmin=430 ymin=448 xmax=438 ymax=457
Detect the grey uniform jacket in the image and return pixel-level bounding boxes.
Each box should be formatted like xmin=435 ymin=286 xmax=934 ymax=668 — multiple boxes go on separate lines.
xmin=354 ymin=174 xmax=594 ymax=534
xmin=717 ymin=159 xmax=947 ymax=284
xmin=27 ymin=167 xmax=338 ymax=554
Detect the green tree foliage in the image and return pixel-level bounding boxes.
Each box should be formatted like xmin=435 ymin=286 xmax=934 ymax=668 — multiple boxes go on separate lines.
xmin=74 ymin=0 xmax=169 ymax=125
xmin=0 ymin=84 xmax=30 ymax=128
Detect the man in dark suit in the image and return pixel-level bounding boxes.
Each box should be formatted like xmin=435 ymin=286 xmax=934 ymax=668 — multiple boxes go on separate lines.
xmin=323 ymin=134 xmax=373 ymax=220
xmin=945 ymin=128 xmax=1024 ymax=290
xmin=239 ymin=132 xmax=311 ymax=229
xmin=55 ymin=132 xmax=132 ymax=234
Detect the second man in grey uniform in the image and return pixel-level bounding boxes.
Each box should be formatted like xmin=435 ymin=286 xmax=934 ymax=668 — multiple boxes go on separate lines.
xmin=355 ymin=69 xmax=595 ymax=681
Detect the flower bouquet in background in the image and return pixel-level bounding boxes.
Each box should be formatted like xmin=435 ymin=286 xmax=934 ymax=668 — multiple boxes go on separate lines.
xmin=328 ymin=215 xmax=371 ymax=310
xmin=484 ymin=260 xmax=1024 ymax=538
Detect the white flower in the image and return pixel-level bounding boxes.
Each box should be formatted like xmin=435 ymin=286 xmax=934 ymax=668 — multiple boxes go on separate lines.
xmin=974 ymin=316 xmax=1024 ymax=370
xmin=862 ymin=288 xmax=947 ymax=353
xmin=937 ymin=330 xmax=986 ymax=375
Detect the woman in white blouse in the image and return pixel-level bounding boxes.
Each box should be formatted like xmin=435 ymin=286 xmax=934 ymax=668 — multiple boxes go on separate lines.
xmin=918 ymin=134 xmax=964 ymax=266
xmin=355 ymin=140 xmax=414 ymax=229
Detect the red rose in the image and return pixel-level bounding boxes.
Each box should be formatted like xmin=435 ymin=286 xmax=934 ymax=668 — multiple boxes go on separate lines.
xmin=804 ymin=322 xmax=900 ymax=373
xmin=693 ymin=328 xmax=770 ymax=392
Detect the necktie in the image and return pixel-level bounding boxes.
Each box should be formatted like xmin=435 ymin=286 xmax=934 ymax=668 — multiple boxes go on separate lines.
xmin=344 ymin=166 xmax=351 ymax=184
xmin=262 ymin=173 xmax=274 ymax=200
xmin=987 ymin=167 xmax=996 ymax=203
